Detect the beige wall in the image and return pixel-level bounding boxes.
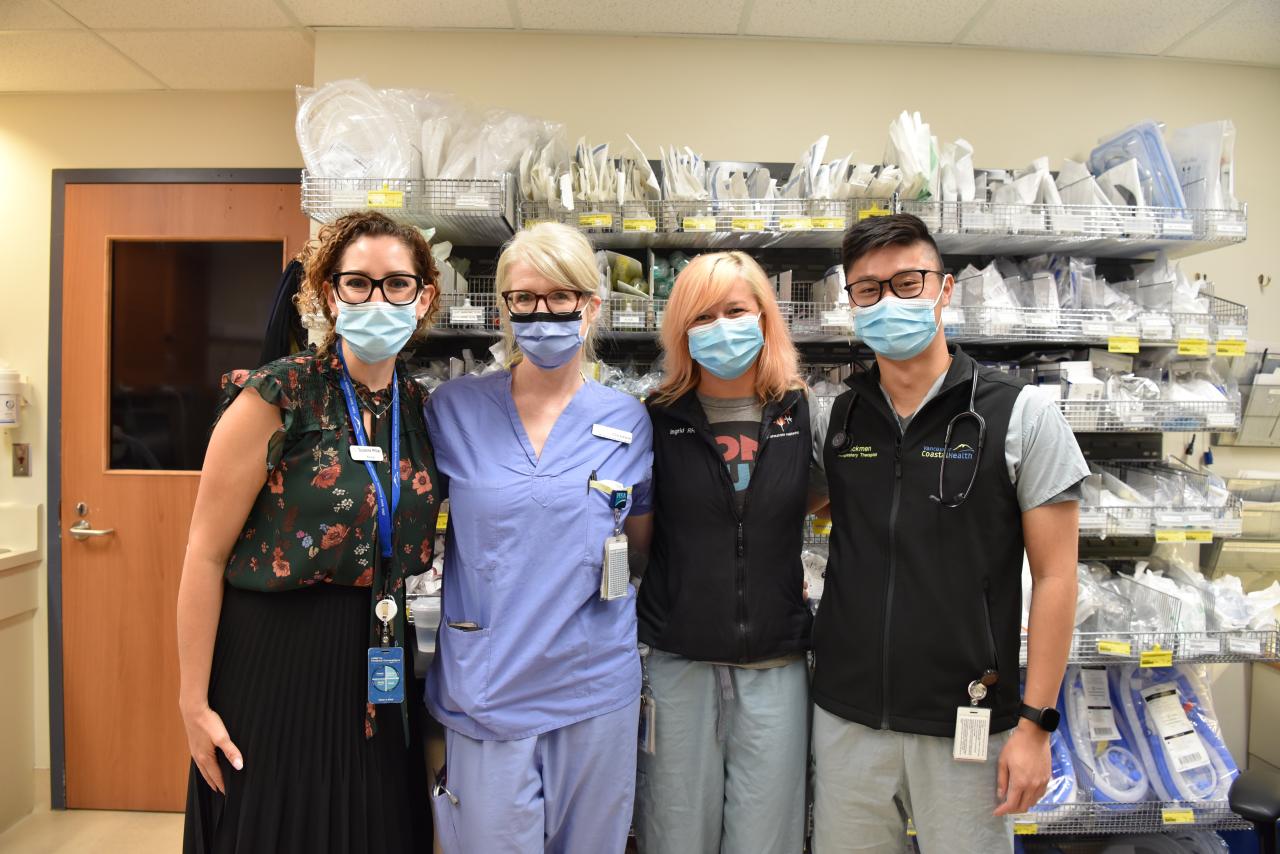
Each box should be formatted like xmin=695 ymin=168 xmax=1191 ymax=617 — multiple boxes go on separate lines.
xmin=1 ymin=30 xmax=1278 ymax=814
xmin=0 ymin=92 xmax=301 ymax=795
xmin=316 ymin=29 xmax=1280 ymax=476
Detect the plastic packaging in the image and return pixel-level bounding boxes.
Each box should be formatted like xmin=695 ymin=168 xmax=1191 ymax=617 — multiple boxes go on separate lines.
xmin=1090 ymin=121 xmax=1188 ymax=209
xmin=1062 ymin=665 xmax=1152 ymax=806
xmin=884 ymin=111 xmax=938 ymax=200
xmin=1167 ymin=120 xmax=1237 ymax=210
xmin=296 ymin=79 xmax=415 ymax=180
xmin=1114 ymin=665 xmax=1238 ymax=802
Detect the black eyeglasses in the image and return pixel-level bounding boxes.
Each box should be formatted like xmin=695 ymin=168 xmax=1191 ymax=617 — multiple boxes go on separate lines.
xmin=502 ymin=289 xmax=586 ymax=318
xmin=331 ymin=272 xmax=424 ymax=306
xmin=846 ymin=269 xmax=943 ymax=308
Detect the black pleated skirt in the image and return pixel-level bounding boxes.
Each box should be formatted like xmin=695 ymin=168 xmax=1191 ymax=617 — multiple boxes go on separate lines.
xmin=184 ymin=582 xmax=432 ymax=854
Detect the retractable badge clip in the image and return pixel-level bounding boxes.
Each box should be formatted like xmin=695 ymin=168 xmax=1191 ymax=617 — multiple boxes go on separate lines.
xmin=590 ymin=476 xmax=631 ymax=601
xmin=953 ymin=670 xmax=997 ymax=763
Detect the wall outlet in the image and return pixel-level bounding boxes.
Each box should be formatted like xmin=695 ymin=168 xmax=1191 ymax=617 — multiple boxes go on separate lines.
xmin=12 ymin=443 xmax=30 ymax=476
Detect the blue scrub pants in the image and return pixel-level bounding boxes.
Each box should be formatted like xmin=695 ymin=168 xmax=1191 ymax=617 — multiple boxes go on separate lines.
xmin=633 ymin=650 xmax=810 ymax=854
xmin=431 ymin=699 xmax=640 ymax=854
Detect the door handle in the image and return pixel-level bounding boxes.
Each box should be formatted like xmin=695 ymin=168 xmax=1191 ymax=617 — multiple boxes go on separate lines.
xmin=69 ymin=520 xmax=115 ymax=541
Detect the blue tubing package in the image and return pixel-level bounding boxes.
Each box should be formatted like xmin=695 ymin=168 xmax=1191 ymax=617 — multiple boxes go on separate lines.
xmin=1089 ymin=121 xmax=1188 ymax=210
xmin=1114 ymin=664 xmax=1238 ymax=802
xmin=1061 ymin=666 xmax=1151 ymax=806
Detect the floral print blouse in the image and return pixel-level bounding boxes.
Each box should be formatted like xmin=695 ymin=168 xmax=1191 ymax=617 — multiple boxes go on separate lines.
xmin=218 ymin=350 xmax=441 ymax=596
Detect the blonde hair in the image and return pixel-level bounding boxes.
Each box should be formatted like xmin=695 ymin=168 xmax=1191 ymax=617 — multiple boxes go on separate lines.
xmin=495 ymin=222 xmax=601 ymax=366
xmin=653 ymin=251 xmax=805 ymax=405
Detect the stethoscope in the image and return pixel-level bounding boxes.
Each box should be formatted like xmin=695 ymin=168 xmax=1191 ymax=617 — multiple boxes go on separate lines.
xmin=830 ymin=367 xmax=986 ymax=508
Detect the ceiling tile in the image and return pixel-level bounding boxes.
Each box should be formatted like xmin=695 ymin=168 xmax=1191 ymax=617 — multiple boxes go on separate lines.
xmin=100 ymin=30 xmax=314 ymax=89
xmin=517 ymin=0 xmax=745 ymax=35
xmin=280 ymin=0 xmax=514 ymax=28
xmin=0 ymin=0 xmax=79 ymax=29
xmin=1165 ymin=0 xmax=1280 ymax=66
xmin=0 ymin=32 xmax=161 ymax=90
xmin=959 ymin=0 xmax=1232 ymax=55
xmin=744 ymin=0 xmax=986 ymax=43
xmin=51 ymin=0 xmax=294 ymax=29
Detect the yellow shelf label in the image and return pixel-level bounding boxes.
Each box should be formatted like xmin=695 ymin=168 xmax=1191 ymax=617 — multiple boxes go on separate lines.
xmin=1140 ymin=645 xmax=1174 ymax=668
xmin=622 ymin=218 xmax=657 ymax=233
xmin=1155 ymin=529 xmax=1187 ymax=543
xmin=366 ymin=189 xmax=405 ymax=208
xmin=1185 ymin=530 xmax=1213 ymax=543
xmin=435 ymin=510 xmax=449 ymax=533
xmin=780 ymin=216 xmax=813 ymax=231
xmin=1097 ymin=639 xmax=1132 ymax=656
xmin=813 ymin=216 xmax=848 ymax=230
xmin=1178 ymin=338 xmax=1210 ymax=356
xmin=1013 ymin=822 xmax=1039 ymax=836
xmin=523 ymin=219 xmax=553 ymax=228
xmin=1215 ymin=339 xmax=1246 ymax=357
xmin=731 ymin=217 xmax=766 ymax=232
xmin=682 ymin=216 xmax=716 ymax=232
xmin=812 ymin=519 xmax=833 ymax=536
xmin=578 ymin=213 xmax=614 ymax=229
xmin=1162 ymin=808 xmax=1195 ymax=825
xmin=857 ymin=208 xmax=891 ymax=221
xmin=1108 ymin=335 xmax=1140 ymax=354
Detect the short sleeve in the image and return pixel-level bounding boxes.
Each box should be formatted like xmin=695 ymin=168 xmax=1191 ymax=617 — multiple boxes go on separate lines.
xmin=811 ymin=397 xmax=832 ymax=473
xmin=1006 ymin=386 xmax=1090 ymax=512
xmin=215 ymin=357 xmax=304 ymax=471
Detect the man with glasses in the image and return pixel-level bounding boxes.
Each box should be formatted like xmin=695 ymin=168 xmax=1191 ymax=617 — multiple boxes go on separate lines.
xmin=809 ymin=214 xmax=1088 ymax=853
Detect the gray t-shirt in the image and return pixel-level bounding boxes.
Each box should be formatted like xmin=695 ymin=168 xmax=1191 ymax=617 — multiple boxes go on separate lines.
xmin=810 ymin=369 xmax=1089 ymax=512
xmin=699 ymin=394 xmax=763 ymax=512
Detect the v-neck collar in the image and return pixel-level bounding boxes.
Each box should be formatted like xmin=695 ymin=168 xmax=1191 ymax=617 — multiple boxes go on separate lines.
xmin=502 ymin=370 xmax=591 ymax=468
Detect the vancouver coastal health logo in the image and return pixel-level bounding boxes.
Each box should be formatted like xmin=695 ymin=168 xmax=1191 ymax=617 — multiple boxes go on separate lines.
xmin=920 ymin=443 xmax=976 ymax=461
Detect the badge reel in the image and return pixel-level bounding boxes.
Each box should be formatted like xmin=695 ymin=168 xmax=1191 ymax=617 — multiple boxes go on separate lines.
xmin=590 ymin=479 xmax=631 ymax=602
xmin=368 ymin=595 xmax=405 ymax=705
xmin=953 ymin=670 xmax=997 ymax=763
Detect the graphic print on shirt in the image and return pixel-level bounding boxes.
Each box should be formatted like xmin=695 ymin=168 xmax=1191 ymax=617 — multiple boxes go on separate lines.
xmin=714 ymin=421 xmax=760 ymax=494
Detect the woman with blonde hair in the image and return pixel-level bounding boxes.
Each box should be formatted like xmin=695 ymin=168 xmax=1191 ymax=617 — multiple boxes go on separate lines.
xmin=179 ymin=210 xmax=442 ymax=853
xmin=634 ymin=251 xmax=813 ymax=854
xmin=423 ymin=222 xmax=654 ymax=853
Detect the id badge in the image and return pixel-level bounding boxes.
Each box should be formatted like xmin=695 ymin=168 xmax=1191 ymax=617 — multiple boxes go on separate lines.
xmin=601 ymin=534 xmax=629 ymax=601
xmin=368 ymin=646 xmax=406 ymax=704
xmin=953 ymin=706 xmax=991 ymax=762
xmin=639 ymin=693 xmax=657 ymax=755
xmin=350 ymin=444 xmax=385 ymax=462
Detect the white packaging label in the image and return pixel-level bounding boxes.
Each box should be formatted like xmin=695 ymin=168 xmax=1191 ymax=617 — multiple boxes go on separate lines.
xmin=449 ymin=306 xmax=485 ymax=325
xmin=941 ymin=307 xmax=965 ymax=327
xmin=613 ymin=311 xmax=644 ymax=328
xmin=1183 ymin=637 xmax=1222 ymax=656
xmin=1227 ymin=637 xmax=1262 ymax=656
xmin=1082 ymin=320 xmax=1112 ymax=338
xmin=1082 ymin=667 xmax=1121 ymax=742
xmin=821 ymin=309 xmax=853 ymax=330
xmin=953 ymin=706 xmax=991 ymax=762
xmin=455 ymin=193 xmax=492 ymax=210
xmin=1141 ymin=682 xmax=1211 ymax=772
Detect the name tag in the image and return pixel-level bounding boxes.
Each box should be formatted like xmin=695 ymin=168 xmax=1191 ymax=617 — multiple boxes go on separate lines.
xmin=592 ymin=423 xmax=633 ymax=445
xmin=350 ymin=445 xmax=385 ymax=462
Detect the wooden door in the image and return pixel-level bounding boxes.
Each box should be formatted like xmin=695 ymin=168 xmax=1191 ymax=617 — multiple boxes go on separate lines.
xmin=60 ymin=183 xmax=310 ymax=811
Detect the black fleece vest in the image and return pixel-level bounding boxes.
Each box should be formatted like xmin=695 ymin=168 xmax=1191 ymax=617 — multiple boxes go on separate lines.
xmin=638 ymin=389 xmax=813 ymax=663
xmin=814 ymin=348 xmax=1027 ymax=737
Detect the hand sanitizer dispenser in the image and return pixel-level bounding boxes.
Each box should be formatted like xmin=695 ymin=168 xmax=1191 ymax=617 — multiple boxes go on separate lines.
xmin=0 ymin=365 xmax=24 ymax=430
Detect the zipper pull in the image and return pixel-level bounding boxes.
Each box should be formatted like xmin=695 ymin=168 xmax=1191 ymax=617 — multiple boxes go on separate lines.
xmin=894 ymin=440 xmax=902 ymax=479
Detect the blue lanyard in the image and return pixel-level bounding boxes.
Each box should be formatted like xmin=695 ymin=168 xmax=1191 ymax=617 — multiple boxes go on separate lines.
xmin=336 ymin=347 xmax=400 ymax=560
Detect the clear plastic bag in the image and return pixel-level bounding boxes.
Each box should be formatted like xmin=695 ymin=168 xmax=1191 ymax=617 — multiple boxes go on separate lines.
xmin=1090 ymin=121 xmax=1187 ymax=209
xmin=296 ymin=79 xmax=414 ymax=180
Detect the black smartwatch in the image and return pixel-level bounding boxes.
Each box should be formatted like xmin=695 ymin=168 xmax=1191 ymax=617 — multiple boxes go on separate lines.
xmin=1018 ymin=703 xmax=1060 ymax=733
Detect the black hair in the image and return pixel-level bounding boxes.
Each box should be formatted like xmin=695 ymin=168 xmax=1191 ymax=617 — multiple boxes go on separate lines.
xmin=840 ymin=213 xmax=942 ymax=274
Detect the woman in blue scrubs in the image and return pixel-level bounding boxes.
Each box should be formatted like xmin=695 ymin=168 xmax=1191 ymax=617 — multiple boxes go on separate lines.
xmin=424 ymin=222 xmax=654 ymax=853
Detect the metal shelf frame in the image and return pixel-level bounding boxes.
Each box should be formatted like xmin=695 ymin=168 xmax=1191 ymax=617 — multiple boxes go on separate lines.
xmin=1012 ymin=801 xmax=1251 ymax=836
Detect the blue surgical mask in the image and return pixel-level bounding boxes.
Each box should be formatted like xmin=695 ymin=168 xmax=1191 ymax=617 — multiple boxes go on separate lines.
xmin=511 ymin=312 xmax=585 ymax=369
xmin=336 ymin=301 xmax=418 ymax=363
xmin=687 ymin=314 xmax=764 ymax=380
xmin=854 ymin=289 xmax=944 ymax=360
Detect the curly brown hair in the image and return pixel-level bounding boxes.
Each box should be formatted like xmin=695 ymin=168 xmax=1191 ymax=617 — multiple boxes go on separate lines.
xmin=294 ymin=211 xmax=441 ymax=354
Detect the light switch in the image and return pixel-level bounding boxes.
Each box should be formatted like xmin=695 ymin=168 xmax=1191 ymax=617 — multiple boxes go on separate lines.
xmin=13 ymin=443 xmax=30 ymax=477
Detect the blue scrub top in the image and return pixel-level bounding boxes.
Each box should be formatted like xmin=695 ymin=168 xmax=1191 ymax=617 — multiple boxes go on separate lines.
xmin=424 ymin=371 xmax=653 ymax=741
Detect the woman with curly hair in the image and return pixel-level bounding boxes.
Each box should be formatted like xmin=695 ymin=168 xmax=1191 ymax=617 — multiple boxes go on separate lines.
xmin=179 ymin=211 xmax=442 ymax=854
